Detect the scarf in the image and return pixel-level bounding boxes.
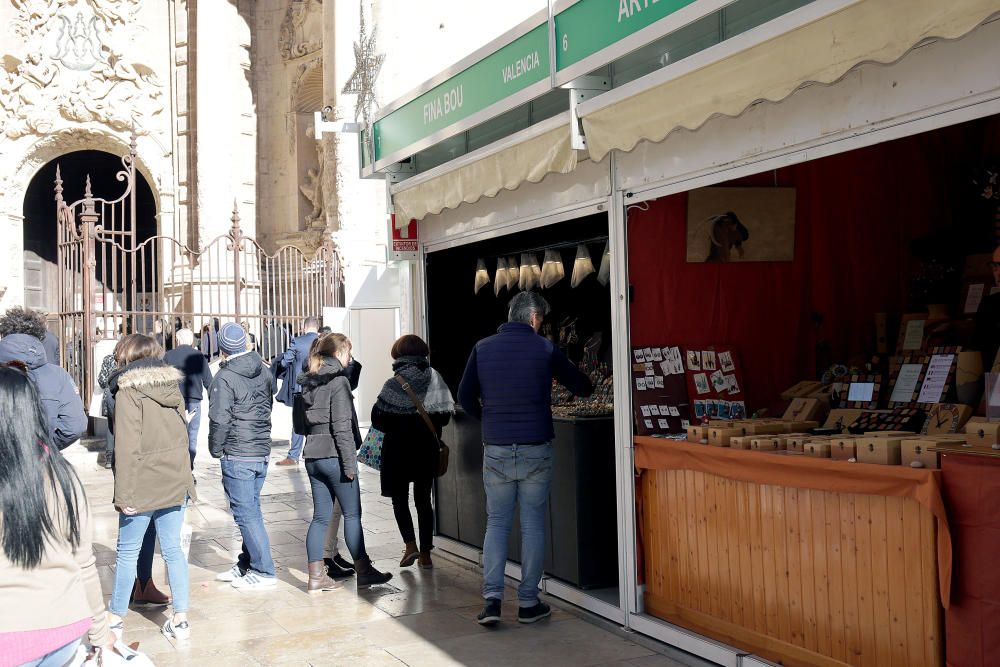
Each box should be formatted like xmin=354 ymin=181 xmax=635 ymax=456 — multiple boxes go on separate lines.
xmin=375 ymin=355 xmax=455 ymax=415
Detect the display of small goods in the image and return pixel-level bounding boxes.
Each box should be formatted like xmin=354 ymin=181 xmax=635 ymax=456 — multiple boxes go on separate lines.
xmin=887 ymin=346 xmax=961 ymax=408
xmin=683 ymin=345 xmax=747 ymax=422
xmin=552 ymin=333 xmax=614 ymax=417
xmin=831 ymin=373 xmax=882 ymax=411
xmin=849 ymin=408 xmax=926 ymax=434
xmin=630 ymin=345 xmax=691 ymax=435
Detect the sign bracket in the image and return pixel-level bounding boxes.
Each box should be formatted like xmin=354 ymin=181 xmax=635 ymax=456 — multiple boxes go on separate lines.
xmin=566 ymin=75 xmax=610 ymax=150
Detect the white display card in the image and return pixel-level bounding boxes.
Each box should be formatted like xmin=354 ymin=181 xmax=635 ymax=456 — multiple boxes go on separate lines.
xmin=847 ymin=382 xmax=875 ymax=403
xmin=965 ymin=283 xmax=986 ymax=314
xmin=902 ymin=319 xmax=926 ymax=351
xmin=917 ymin=354 xmax=954 ymax=404
xmin=889 ymin=363 xmax=923 ymax=403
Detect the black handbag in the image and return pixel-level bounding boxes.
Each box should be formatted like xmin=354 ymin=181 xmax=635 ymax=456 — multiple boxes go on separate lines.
xmin=292 ymin=392 xmax=306 ymax=436
xmin=395 ymin=376 xmax=450 ymax=477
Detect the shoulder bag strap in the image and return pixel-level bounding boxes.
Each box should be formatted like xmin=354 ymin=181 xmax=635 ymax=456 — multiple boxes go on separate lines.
xmin=395 ymin=375 xmax=440 ymax=445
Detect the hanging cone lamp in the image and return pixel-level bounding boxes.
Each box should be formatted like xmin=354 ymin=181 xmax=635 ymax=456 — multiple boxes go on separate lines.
xmin=570 ymin=244 xmax=595 ymax=288
xmin=541 ymin=248 xmax=566 ymax=288
xmin=494 ymin=257 xmax=508 ymax=297
xmin=505 ymin=255 xmax=520 ymax=291
xmin=474 ymin=258 xmax=491 ymax=295
xmin=519 ymin=252 xmax=541 ymax=291
xmin=597 ymin=241 xmax=611 ymax=286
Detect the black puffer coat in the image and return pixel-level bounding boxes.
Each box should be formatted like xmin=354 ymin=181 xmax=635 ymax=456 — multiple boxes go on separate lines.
xmin=208 ymin=351 xmax=274 ymax=458
xmin=295 ymin=357 xmax=361 ymax=477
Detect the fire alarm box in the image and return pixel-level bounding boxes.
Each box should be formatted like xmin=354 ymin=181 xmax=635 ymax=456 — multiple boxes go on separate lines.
xmin=388 ymin=215 xmax=418 ymax=262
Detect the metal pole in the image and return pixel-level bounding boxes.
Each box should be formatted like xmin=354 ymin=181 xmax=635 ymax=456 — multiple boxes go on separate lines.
xmin=231 ymin=201 xmax=242 ymax=321
xmin=79 ymin=176 xmax=99 ymax=401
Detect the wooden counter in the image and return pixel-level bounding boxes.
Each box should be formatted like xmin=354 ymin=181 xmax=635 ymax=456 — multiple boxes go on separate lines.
xmin=635 ymin=437 xmax=950 ymax=667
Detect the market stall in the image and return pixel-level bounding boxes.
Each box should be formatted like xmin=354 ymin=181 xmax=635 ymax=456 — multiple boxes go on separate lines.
xmin=357 ymin=0 xmax=1000 ymax=661
xmin=424 ymin=212 xmax=621 ymax=596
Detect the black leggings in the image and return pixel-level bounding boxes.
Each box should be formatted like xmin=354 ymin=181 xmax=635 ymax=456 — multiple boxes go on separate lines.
xmin=391 ymin=477 xmax=434 ymax=553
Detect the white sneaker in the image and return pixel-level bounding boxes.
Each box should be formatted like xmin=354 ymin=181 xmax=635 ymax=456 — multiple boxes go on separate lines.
xmin=231 ymin=571 xmax=277 ymax=590
xmin=215 ymin=564 xmax=243 ymax=582
xmin=161 ymin=617 xmax=190 ymax=642
xmin=109 ymin=619 xmax=124 ymax=642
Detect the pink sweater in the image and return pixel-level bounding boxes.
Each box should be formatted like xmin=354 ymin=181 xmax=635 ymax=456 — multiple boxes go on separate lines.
xmin=0 ymin=618 xmax=91 ymax=667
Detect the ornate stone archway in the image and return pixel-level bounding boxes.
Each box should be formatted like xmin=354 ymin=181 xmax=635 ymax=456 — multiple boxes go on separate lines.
xmin=0 ymin=128 xmax=170 ymax=310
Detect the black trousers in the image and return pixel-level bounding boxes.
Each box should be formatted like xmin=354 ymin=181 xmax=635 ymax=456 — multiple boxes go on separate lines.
xmin=391 ymin=477 xmax=434 ymax=553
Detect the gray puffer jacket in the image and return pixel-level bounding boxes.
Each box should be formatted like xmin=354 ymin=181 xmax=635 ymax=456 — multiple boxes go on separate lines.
xmin=295 ymin=357 xmax=359 ymax=476
xmin=208 ymin=351 xmax=274 ymax=458
xmin=0 ymin=333 xmax=87 ymax=450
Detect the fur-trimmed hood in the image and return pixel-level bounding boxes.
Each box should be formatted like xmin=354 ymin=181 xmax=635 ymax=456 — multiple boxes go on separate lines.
xmin=110 ymin=359 xmax=184 ymax=409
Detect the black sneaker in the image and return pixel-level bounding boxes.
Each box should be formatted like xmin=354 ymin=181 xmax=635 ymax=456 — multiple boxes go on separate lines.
xmin=324 ymin=557 xmax=354 ymax=579
xmin=477 ymin=599 xmax=502 ymax=626
xmin=333 ymin=554 xmax=355 ymax=572
xmin=517 ymin=601 xmax=552 ymax=624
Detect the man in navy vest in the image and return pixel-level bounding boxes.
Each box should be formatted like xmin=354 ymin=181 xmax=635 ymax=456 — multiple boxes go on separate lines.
xmin=458 ymin=291 xmax=592 ymax=626
xmin=275 ymin=316 xmax=320 ymax=465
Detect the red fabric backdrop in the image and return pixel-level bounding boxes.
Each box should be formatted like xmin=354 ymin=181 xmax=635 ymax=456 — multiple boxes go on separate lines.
xmin=627 ymin=118 xmax=1000 ymax=414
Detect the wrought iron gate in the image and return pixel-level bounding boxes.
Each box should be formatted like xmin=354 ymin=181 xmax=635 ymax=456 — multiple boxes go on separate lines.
xmin=56 ymin=140 xmax=343 ymax=401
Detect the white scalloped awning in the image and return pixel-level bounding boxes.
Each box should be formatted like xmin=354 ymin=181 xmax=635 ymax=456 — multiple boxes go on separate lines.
xmin=580 ymin=0 xmax=1000 ymax=162
xmin=392 ymin=123 xmax=577 ymax=224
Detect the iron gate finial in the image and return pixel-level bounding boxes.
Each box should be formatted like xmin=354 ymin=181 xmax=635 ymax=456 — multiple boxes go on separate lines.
xmin=54 ymin=164 xmax=63 ymax=204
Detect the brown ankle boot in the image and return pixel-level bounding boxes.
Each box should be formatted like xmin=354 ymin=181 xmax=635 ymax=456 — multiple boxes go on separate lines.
xmin=307 ymin=561 xmax=342 ymax=593
xmin=418 ymin=550 xmax=433 ymax=569
xmin=400 ymin=542 xmax=419 ymax=567
xmin=132 ymin=579 xmax=170 ymax=605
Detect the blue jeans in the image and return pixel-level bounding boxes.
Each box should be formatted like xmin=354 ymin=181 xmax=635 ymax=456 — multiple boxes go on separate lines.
xmin=221 ymin=458 xmax=275 ymax=577
xmin=288 ymin=431 xmax=305 ymax=461
xmin=305 ymin=457 xmax=366 ymax=563
xmin=18 ymin=638 xmax=81 ymax=667
xmin=137 ymin=523 xmax=156 ymax=585
xmin=186 ymin=400 xmax=202 ymax=466
xmin=482 ymin=443 xmax=553 ymax=607
xmin=110 ymin=505 xmax=189 ymax=616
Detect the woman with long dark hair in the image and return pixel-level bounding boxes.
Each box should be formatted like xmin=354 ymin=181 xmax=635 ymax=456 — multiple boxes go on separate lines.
xmin=105 ymin=334 xmax=196 ymax=642
xmin=0 ymin=365 xmax=116 ymax=665
xmin=371 ymin=335 xmax=454 ymax=569
xmin=296 ymin=333 xmax=392 ymax=592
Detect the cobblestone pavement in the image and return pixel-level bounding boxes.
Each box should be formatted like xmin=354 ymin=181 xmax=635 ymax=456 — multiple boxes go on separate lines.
xmin=68 ymin=431 xmax=698 ymax=667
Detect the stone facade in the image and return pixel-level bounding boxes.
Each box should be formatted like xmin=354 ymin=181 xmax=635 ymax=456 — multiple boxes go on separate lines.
xmin=0 ymin=0 xmax=546 ymax=328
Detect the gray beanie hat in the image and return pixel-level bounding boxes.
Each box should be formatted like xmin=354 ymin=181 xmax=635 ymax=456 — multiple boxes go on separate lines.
xmin=218 ymin=322 xmax=247 ymax=356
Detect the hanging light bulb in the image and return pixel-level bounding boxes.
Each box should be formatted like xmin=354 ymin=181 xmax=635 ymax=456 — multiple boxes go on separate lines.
xmin=597 ymin=241 xmax=611 ymax=286
xmin=571 ymin=244 xmax=595 ymax=288
xmin=474 ymin=258 xmax=490 ymax=295
xmin=541 ymin=248 xmax=565 ymax=288
xmin=494 ymin=257 xmax=508 ymax=297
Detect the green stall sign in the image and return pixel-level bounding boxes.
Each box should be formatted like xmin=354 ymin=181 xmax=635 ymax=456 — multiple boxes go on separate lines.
xmin=555 ymin=0 xmax=699 ymax=72
xmin=373 ymin=22 xmax=549 ymax=166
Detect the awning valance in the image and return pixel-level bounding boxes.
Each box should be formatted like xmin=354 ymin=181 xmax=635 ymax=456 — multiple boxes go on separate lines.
xmin=392 ymin=121 xmax=577 ymax=225
xmin=579 ymin=0 xmax=1000 ymax=162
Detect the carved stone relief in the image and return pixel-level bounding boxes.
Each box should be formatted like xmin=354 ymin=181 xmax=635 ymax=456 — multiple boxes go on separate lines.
xmin=0 ymin=0 xmax=163 ymax=140
xmin=279 ymin=0 xmax=323 ymax=61
xmin=298 ymin=125 xmax=326 ymax=229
